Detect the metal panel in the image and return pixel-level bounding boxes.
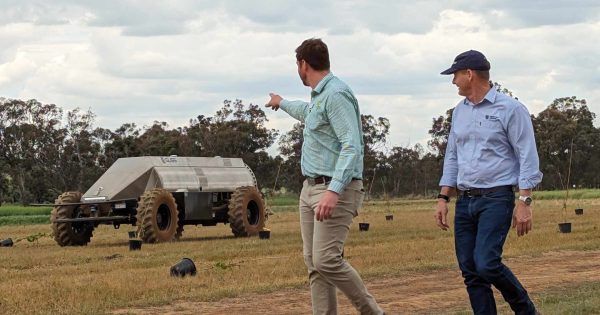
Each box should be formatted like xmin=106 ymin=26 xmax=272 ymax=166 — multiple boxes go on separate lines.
xmin=194 ymin=168 xmax=209 ymax=189
xmin=198 ymin=167 xmax=255 ymax=191
xmin=82 ymin=156 xmax=255 ymax=202
xmin=154 ymin=167 xmax=201 ymax=191
xmin=83 ymin=158 xmax=155 ymax=202
xmin=184 ymin=192 xmax=213 ymax=220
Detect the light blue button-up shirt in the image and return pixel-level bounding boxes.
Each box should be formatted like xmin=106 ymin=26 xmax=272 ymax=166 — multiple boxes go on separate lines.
xmin=439 ymin=88 xmax=543 ymax=190
xmin=280 ymin=73 xmax=364 ymax=194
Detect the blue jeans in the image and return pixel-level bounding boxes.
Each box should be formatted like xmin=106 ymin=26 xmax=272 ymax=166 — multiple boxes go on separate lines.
xmin=454 ymin=190 xmax=537 ymax=315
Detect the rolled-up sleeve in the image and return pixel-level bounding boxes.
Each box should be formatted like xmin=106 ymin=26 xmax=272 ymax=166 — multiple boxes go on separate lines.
xmin=326 ymin=91 xmax=361 ymax=194
xmin=507 ymin=104 xmax=543 ymax=189
xmin=280 ymin=99 xmax=309 ymax=122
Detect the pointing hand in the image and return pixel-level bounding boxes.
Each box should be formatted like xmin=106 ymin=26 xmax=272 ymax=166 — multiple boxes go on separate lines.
xmin=265 ymin=93 xmax=282 ymax=111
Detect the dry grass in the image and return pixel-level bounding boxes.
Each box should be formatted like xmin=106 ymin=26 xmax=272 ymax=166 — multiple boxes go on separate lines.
xmin=1 ymin=198 xmax=600 ymax=315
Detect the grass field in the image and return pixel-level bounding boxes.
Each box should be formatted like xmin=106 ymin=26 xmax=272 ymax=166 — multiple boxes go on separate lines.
xmin=0 ymin=205 xmax=52 ymax=217
xmin=534 ymin=188 xmax=600 ymax=200
xmin=0 ymin=188 xmax=597 ymax=225
xmin=0 ymin=205 xmax=52 ymax=226
xmin=1 ymin=196 xmax=600 ymax=314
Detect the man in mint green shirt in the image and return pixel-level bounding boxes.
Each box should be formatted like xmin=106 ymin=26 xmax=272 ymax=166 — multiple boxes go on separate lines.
xmin=266 ymin=38 xmax=384 ymax=315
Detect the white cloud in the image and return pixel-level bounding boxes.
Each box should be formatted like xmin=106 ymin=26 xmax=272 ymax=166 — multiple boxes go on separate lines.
xmin=434 ymin=9 xmax=490 ymax=34
xmin=0 ymin=1 xmax=598 ymax=155
xmin=0 ymin=50 xmax=37 ymax=86
xmin=536 ymin=69 xmax=558 ymax=89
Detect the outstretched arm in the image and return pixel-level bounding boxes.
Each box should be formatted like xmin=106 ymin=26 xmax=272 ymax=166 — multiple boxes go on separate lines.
xmin=265 ymin=93 xmax=309 ymax=122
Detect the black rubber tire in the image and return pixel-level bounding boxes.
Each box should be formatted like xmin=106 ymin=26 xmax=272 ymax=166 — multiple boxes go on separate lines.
xmin=51 ymin=191 xmax=94 ymax=246
xmin=228 ymin=186 xmax=266 ymax=237
xmin=136 ymin=188 xmax=179 ymax=243
xmin=175 ymin=205 xmax=185 ymax=240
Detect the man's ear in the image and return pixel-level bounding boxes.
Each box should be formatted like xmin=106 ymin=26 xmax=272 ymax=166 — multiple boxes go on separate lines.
xmin=466 ymin=69 xmax=474 ymax=81
xmin=301 ymin=60 xmax=309 ymax=71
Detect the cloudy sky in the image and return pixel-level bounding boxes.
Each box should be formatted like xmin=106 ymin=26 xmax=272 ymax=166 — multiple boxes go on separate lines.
xmin=1 ymin=0 xmax=599 ymax=155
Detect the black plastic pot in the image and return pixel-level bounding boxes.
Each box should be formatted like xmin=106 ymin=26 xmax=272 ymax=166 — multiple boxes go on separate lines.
xmin=258 ymin=230 xmax=270 ymax=239
xmin=359 ymin=223 xmax=370 ymax=231
xmin=128 ymin=231 xmax=137 ymax=238
xmin=0 ymin=238 xmax=13 ymax=247
xmin=128 ymin=239 xmax=142 ymax=250
xmin=170 ymin=258 xmax=197 ymax=277
xmin=575 ymin=208 xmax=584 ymax=215
xmin=558 ymin=222 xmax=572 ymax=233
xmin=385 ymin=215 xmax=393 ymax=221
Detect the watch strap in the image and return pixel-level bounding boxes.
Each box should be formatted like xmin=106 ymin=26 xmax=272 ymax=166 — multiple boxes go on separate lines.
xmin=437 ymin=194 xmax=450 ymax=202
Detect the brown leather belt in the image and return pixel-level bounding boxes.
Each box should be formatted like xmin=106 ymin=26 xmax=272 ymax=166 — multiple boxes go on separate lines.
xmin=306 ymin=176 xmax=362 ymax=186
xmin=458 ymin=185 xmax=514 ymax=198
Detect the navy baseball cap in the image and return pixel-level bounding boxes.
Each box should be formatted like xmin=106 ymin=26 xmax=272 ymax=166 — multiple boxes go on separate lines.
xmin=440 ymin=50 xmax=490 ymax=75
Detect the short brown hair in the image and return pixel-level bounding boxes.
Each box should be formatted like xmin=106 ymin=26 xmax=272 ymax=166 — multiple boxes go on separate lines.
xmin=473 ymin=70 xmax=490 ymax=81
xmin=295 ymin=38 xmax=330 ymax=71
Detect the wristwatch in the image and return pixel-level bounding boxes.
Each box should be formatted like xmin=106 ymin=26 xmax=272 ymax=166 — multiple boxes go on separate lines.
xmin=518 ymin=195 xmax=533 ymax=206
xmin=437 ymin=194 xmax=450 ymax=202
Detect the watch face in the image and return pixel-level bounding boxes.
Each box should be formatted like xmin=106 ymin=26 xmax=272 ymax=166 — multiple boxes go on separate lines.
xmin=522 ymin=196 xmax=532 ymax=205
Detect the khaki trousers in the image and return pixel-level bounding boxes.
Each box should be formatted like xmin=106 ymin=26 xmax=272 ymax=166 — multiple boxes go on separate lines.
xmin=299 ymin=179 xmax=383 ymax=315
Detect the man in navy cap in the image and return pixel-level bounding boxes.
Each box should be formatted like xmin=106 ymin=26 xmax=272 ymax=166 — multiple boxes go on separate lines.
xmin=435 ymin=50 xmax=542 ymax=315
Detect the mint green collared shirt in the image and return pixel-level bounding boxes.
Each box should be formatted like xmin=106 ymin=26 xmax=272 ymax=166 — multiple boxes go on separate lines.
xmin=280 ymin=72 xmax=364 ymax=194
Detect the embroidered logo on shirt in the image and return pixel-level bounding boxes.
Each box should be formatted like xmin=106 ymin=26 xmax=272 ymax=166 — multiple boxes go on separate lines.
xmin=485 ymin=115 xmax=499 ymax=121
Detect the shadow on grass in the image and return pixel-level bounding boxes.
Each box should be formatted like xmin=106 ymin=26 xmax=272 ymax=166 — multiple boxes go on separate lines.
xmin=90 ymin=235 xmax=238 ymax=248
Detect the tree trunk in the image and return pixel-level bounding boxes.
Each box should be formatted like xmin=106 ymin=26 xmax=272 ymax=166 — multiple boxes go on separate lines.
xmin=17 ymin=171 xmax=26 ymax=205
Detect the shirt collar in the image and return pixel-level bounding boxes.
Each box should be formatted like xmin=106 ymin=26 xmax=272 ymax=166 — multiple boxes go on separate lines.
xmin=462 ymin=87 xmax=497 ymax=106
xmin=312 ymin=72 xmax=334 ymax=95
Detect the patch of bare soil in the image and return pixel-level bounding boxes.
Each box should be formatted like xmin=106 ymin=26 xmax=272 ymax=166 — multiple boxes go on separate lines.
xmin=113 ymin=250 xmax=600 ymax=315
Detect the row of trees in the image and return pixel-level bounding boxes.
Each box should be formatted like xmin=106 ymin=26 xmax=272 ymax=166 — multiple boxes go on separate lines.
xmin=0 ymin=98 xmax=281 ymax=204
xmin=0 ymin=89 xmax=598 ymax=204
